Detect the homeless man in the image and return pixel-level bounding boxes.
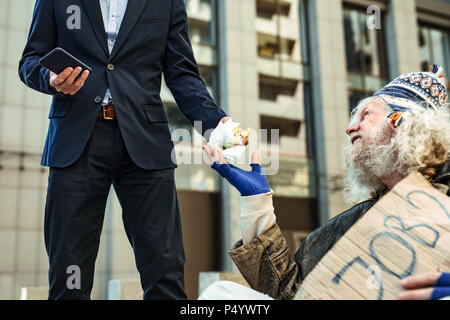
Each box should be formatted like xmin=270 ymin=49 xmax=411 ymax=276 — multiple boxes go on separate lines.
xmin=201 ymin=65 xmax=450 ymax=300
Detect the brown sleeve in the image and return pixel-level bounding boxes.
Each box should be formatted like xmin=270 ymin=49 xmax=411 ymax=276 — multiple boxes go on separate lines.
xmin=229 ymin=222 xmax=301 ymax=300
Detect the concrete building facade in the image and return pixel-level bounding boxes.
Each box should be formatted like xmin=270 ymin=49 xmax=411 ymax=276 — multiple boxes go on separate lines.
xmin=0 ymin=0 xmax=449 ymax=299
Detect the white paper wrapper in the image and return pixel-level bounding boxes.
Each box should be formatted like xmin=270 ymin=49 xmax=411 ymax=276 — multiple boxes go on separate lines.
xmin=222 ymin=145 xmax=247 ymax=162
xmin=208 ymin=119 xmax=248 ymax=162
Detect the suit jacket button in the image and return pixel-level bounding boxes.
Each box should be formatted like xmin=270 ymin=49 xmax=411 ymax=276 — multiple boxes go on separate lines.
xmin=94 ymin=96 xmax=102 ymax=103
xmin=107 ymin=63 xmax=115 ymax=71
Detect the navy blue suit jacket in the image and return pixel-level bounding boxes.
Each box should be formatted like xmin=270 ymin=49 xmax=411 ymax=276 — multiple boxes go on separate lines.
xmin=19 ymin=0 xmax=227 ymax=169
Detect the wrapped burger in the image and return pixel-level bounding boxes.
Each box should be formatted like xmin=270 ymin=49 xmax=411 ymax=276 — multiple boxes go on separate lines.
xmin=208 ymin=119 xmax=251 ymax=162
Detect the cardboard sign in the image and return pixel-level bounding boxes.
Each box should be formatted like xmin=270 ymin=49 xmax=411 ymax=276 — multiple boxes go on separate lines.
xmin=294 ymin=172 xmax=450 ymax=300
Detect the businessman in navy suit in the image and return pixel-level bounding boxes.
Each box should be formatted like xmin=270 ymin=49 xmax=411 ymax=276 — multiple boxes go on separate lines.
xmin=19 ymin=0 xmax=229 ymax=300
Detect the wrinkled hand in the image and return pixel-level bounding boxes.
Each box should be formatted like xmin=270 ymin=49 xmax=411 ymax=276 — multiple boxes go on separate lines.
xmin=49 ymin=66 xmax=89 ymax=95
xmin=399 ymin=272 xmax=450 ymax=300
xmin=202 ymin=144 xmax=227 ymax=165
xmin=202 ymin=145 xmax=270 ymax=197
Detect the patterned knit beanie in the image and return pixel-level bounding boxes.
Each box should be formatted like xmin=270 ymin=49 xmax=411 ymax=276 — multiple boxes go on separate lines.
xmin=374 ymin=64 xmax=447 ymax=128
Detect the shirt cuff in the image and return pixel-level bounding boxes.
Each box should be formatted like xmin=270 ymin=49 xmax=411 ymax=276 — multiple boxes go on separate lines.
xmin=239 ymin=190 xmax=276 ymax=244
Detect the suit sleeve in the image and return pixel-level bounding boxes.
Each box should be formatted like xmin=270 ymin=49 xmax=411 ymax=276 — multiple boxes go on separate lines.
xmin=18 ymin=0 xmax=65 ymax=98
xmin=163 ymin=0 xmax=227 ymax=140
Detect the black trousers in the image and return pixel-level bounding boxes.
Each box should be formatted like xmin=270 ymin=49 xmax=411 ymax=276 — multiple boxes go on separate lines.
xmin=44 ymin=119 xmax=186 ymax=300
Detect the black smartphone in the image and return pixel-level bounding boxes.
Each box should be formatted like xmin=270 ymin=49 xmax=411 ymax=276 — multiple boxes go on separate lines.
xmin=39 ymin=47 xmax=92 ymax=75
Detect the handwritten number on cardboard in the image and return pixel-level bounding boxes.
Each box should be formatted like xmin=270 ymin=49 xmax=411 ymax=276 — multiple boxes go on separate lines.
xmin=406 ymin=190 xmax=450 ymax=220
xmin=384 ymin=215 xmax=439 ymax=248
xmin=369 ymin=231 xmax=417 ymax=279
xmin=332 ymin=189 xmax=446 ymax=299
xmin=333 ymin=256 xmax=384 ymax=300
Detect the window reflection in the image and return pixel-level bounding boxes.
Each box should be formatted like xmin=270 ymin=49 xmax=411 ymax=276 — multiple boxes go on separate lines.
xmin=344 ymin=10 xmax=361 ymax=73
xmin=343 ymin=7 xmax=388 ymax=113
xmin=186 ymin=0 xmax=214 ymax=46
xmin=419 ymin=25 xmax=450 ymax=82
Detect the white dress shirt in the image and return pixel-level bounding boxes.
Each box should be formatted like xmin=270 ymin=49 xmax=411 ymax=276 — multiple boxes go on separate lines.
xmin=99 ymin=0 xmax=129 ymax=106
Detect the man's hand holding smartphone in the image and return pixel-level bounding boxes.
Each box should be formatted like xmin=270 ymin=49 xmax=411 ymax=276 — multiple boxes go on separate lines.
xmin=49 ymin=67 xmax=89 ymax=95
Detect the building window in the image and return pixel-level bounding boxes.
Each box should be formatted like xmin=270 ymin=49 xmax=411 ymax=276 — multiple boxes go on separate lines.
xmin=256 ymin=0 xmax=291 ymax=19
xmin=255 ymin=0 xmax=314 ymax=198
xmin=186 ymin=0 xmax=216 ymax=46
xmin=343 ymin=6 xmax=389 ymax=113
xmin=419 ymin=24 xmax=450 ymax=89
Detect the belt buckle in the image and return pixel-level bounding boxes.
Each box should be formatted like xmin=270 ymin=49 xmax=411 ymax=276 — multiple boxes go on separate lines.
xmin=102 ymin=105 xmax=114 ymax=120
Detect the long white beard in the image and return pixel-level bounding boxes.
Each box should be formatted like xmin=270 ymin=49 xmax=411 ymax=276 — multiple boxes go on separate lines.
xmin=343 ymin=121 xmax=396 ymax=204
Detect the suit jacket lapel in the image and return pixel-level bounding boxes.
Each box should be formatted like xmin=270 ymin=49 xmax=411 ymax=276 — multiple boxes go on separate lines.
xmin=109 ymin=0 xmax=148 ymax=60
xmin=81 ymin=0 xmax=109 ymax=57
